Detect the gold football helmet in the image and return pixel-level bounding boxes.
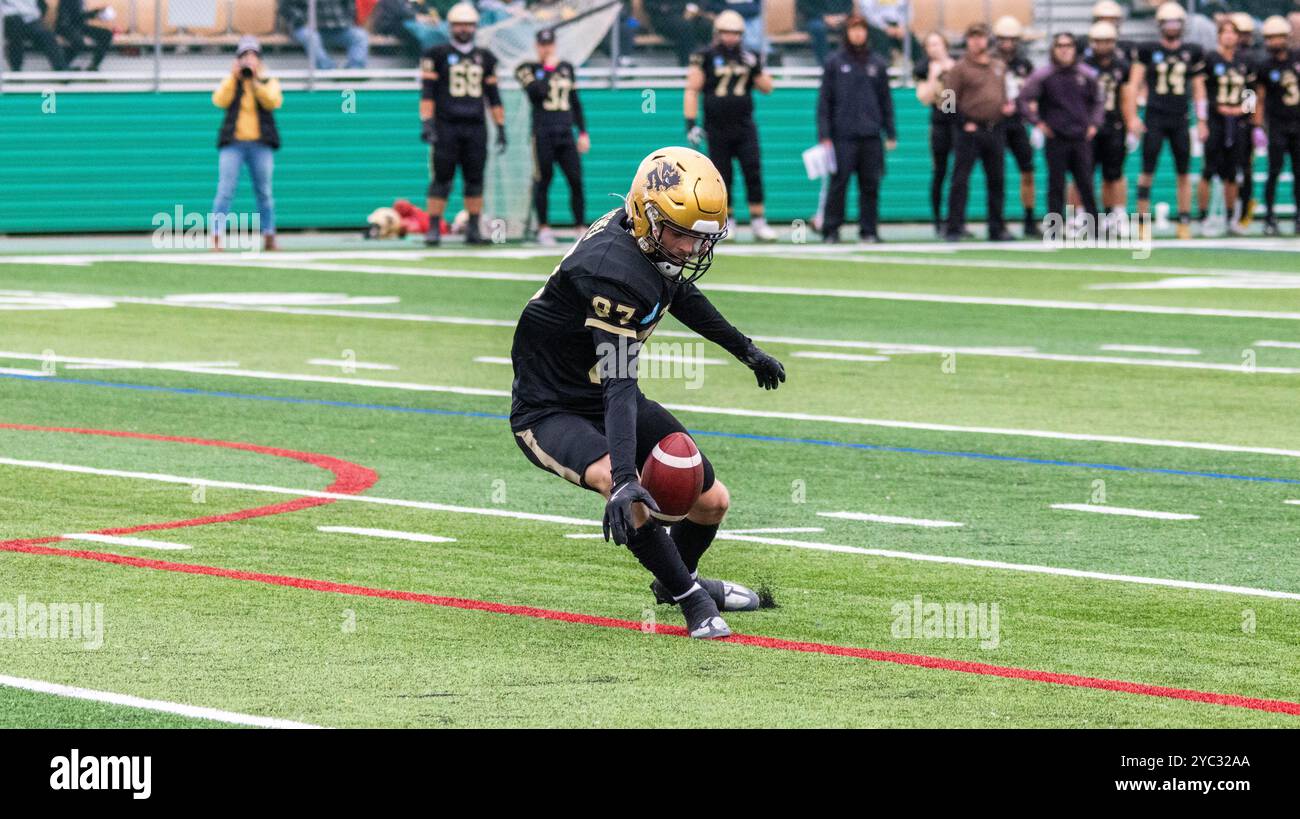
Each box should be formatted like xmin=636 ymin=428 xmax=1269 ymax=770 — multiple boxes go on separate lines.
xmin=625 ymin=146 xmax=728 ymax=283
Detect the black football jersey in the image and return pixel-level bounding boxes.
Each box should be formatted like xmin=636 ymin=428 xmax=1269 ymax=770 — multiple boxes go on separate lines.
xmin=690 ymin=44 xmax=763 ymax=125
xmin=510 ymin=208 xmax=680 ymax=427
xmin=421 ymin=44 xmax=498 ymax=122
xmin=912 ymin=57 xmax=958 ymax=124
xmin=1258 ymin=49 xmax=1300 ymax=128
xmin=515 ymin=60 xmax=586 ymax=135
xmin=1203 ymin=50 xmax=1256 ymax=120
xmin=1136 ymin=41 xmax=1206 ymax=117
xmin=1001 ymin=52 xmax=1034 ymax=122
xmin=1084 ymin=50 xmax=1132 ymax=126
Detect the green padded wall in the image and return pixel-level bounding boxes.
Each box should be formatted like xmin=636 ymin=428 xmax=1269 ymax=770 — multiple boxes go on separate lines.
xmin=0 ymin=86 xmax=1261 ymax=233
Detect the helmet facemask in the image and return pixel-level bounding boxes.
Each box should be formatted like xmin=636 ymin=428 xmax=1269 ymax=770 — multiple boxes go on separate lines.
xmin=639 ymin=202 xmax=727 ymax=285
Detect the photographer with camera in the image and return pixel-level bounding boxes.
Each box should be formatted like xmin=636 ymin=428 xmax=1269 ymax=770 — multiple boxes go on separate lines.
xmin=210 ymin=36 xmax=283 ymax=252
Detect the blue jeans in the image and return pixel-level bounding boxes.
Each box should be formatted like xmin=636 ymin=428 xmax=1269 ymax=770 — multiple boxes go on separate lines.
xmin=292 ymin=25 xmax=369 ymax=69
xmin=213 ymin=141 xmax=275 ymax=235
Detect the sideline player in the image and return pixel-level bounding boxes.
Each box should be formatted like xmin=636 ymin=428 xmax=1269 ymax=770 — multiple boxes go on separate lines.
xmin=419 ymin=2 xmax=506 ymax=246
xmin=1255 ymin=16 xmax=1300 ymax=234
xmin=685 ymin=10 xmax=778 ymax=241
xmin=1127 ymin=2 xmax=1206 ymax=240
xmin=516 ymin=29 xmax=590 ymax=246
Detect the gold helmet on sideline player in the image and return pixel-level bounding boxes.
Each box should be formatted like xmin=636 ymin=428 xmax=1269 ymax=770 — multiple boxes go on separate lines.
xmin=625 ymin=146 xmax=728 ymax=283
xmin=1089 ymin=21 xmax=1118 ymax=42
xmin=1092 ymin=0 xmax=1123 ymax=21
xmin=993 ymin=15 xmax=1024 ymax=40
xmin=1261 ymin=15 xmax=1291 ymax=38
xmin=713 ymin=10 xmax=745 ymax=35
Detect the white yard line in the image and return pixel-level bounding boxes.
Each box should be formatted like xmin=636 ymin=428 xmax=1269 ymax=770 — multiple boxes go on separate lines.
xmin=1 ymin=456 xmax=1295 ymax=601
xmin=0 ymin=674 xmax=323 ymax=729
xmin=817 ymin=511 xmax=964 ymax=528
xmin=306 ymin=358 xmax=399 ymax=371
xmin=792 ymin=351 xmax=890 ymax=362
xmin=0 ymin=456 xmax=598 ymax=527
xmin=62 ymin=533 xmax=194 ymax=551
xmin=4 ymin=349 xmax=1299 ymax=458
xmin=564 ymin=526 xmax=825 ymax=540
xmin=48 ymin=296 xmax=1287 ymax=375
xmin=316 ymin=526 xmax=455 ymax=543
xmin=1099 ymin=344 xmax=1201 ymax=356
xmin=63 ymin=360 xmax=239 ymax=372
xmin=1050 ymin=504 xmax=1200 ymax=521
xmin=1253 ymin=340 xmax=1300 ymax=350
xmin=709 ymin=533 xmax=1300 ymax=600
xmin=0 ymin=367 xmax=48 ymax=376
xmin=474 ymin=356 xmax=513 ymax=365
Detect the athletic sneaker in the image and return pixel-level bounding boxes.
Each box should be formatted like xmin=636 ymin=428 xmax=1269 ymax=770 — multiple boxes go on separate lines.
xmin=465 ymin=217 xmax=490 ymax=246
xmin=677 ymin=586 xmax=731 ymax=639
xmin=652 ymin=576 xmax=760 ymax=612
xmin=1263 ymin=219 xmax=1280 ymax=236
xmin=751 ymin=218 xmax=777 ymax=242
xmin=423 ymin=220 xmax=441 ymax=247
xmin=536 ymin=226 xmax=557 ymax=247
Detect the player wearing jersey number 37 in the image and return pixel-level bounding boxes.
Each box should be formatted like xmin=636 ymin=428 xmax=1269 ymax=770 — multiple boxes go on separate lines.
xmin=508 ymin=146 xmax=786 ymax=639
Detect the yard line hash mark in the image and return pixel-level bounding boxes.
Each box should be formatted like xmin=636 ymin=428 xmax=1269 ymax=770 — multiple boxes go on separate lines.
xmin=316 ymin=526 xmax=456 ymax=543
xmin=1050 ymin=504 xmax=1200 ymax=521
xmin=817 ymin=511 xmax=964 ymax=528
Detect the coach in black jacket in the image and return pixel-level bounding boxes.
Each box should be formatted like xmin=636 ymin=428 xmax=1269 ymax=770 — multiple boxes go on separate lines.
xmin=816 ymin=15 xmax=896 ymax=242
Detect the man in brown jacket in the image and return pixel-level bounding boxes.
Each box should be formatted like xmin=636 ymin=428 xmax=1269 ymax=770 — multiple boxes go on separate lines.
xmin=943 ymin=23 xmax=1017 ymax=241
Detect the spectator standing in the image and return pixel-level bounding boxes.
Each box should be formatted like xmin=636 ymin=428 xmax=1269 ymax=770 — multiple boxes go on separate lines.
xmin=2 ymin=0 xmax=67 ymax=71
xmin=55 ymin=0 xmax=113 ymax=71
xmin=211 ymin=37 xmax=282 ymax=252
xmin=944 ymin=22 xmax=1016 ymax=241
xmin=799 ymin=0 xmax=852 ymax=66
xmin=816 ymin=15 xmax=895 ymax=242
xmin=1019 ymin=32 xmax=1104 ymax=229
xmin=914 ymin=30 xmax=957 ymax=234
xmin=280 ymin=0 xmax=370 ymax=69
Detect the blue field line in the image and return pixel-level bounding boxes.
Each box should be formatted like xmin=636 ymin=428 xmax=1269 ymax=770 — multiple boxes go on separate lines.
xmin=4 ymin=372 xmax=1300 ymax=486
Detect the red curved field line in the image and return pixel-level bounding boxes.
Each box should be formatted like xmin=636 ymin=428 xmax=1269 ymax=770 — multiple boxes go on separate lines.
xmin=0 ymin=423 xmax=379 ymax=546
xmin=2 ymin=424 xmax=1296 ymax=718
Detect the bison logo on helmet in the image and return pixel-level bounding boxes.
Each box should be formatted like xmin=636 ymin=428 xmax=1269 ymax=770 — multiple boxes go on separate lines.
xmin=645 ymin=161 xmax=682 ymax=192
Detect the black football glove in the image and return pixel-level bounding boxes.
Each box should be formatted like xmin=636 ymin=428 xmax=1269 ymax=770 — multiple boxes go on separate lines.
xmin=741 ymin=343 xmax=786 ymax=390
xmin=602 ymin=479 xmax=660 ymax=545
xmin=495 ymin=124 xmax=508 ymax=154
xmin=421 ymin=119 xmax=436 ymax=144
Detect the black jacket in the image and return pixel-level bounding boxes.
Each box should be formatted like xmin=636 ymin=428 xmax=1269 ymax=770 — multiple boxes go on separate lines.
xmin=217 ymin=79 xmax=281 ymax=150
xmin=817 ymin=47 xmax=895 ymax=141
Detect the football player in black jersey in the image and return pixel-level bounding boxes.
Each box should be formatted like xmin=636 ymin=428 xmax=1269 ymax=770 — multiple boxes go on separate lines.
xmin=993 ymin=16 xmax=1040 ymax=238
xmin=419 ymin=2 xmax=505 ymax=246
xmin=1231 ymin=12 xmax=1264 ymax=226
xmin=509 ymin=146 xmax=786 ymax=639
xmin=684 ymin=11 xmax=777 ymax=241
xmin=516 ymin=29 xmax=589 ymax=247
xmin=1255 ymin=15 xmax=1300 ymax=235
xmin=1196 ymin=18 xmax=1256 ymax=234
xmin=1083 ymin=21 xmax=1134 ymax=231
xmin=1127 ymin=2 xmax=1206 ymax=240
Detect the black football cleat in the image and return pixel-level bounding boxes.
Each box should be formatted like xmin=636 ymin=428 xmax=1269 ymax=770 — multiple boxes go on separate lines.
xmin=423 ymin=221 xmax=441 ymax=247
xmin=465 ymin=216 xmax=491 ymax=245
xmin=652 ymin=576 xmax=760 ymax=612
xmin=677 ymin=586 xmax=731 ymax=639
